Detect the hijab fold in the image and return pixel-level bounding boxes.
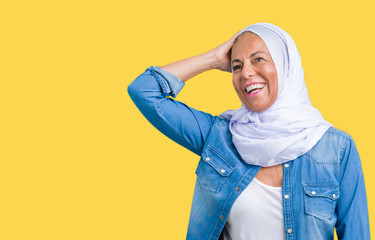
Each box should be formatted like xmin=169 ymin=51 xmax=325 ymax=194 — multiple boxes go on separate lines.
xmin=220 ymin=23 xmax=332 ymax=167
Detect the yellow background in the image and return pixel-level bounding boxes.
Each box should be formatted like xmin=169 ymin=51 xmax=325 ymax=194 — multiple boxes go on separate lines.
xmin=1 ymin=0 xmax=374 ymax=239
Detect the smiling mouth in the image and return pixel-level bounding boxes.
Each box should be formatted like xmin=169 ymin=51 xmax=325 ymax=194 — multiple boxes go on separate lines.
xmin=245 ymin=83 xmax=266 ymax=95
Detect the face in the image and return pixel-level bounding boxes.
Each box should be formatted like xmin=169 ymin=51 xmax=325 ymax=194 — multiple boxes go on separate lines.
xmin=231 ymin=32 xmax=278 ymax=112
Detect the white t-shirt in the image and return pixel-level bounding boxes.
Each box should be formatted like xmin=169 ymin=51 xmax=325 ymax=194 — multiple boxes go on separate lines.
xmin=223 ymin=178 xmax=285 ymax=240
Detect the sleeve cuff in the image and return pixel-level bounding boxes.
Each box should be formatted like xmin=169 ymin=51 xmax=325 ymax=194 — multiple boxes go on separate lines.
xmin=149 ymin=66 xmax=185 ymax=98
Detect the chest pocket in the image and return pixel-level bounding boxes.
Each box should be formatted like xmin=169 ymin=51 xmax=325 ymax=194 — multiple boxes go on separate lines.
xmin=195 ymin=145 xmax=235 ymax=193
xmin=303 ymin=183 xmax=340 ymax=220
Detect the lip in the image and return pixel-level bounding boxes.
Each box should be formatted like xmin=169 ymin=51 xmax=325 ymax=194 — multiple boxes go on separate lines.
xmin=244 ymin=82 xmax=266 ymax=96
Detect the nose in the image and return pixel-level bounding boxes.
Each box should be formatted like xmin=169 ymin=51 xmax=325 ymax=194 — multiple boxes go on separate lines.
xmin=241 ymin=62 xmax=256 ymax=79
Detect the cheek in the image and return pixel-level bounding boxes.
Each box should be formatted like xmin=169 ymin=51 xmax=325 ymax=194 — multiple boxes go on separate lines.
xmin=232 ymin=76 xmax=240 ymax=91
xmin=263 ymin=64 xmax=277 ymax=77
xmin=269 ymin=74 xmax=278 ymax=94
xmin=271 ymin=72 xmax=278 ymax=95
xmin=264 ymin=65 xmax=278 ymax=95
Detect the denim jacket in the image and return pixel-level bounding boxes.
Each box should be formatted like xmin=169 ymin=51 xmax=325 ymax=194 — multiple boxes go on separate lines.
xmin=128 ymin=66 xmax=370 ymax=240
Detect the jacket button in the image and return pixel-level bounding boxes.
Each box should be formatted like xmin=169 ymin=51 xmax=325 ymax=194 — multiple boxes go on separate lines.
xmin=205 ymin=157 xmax=210 ymax=162
xmin=284 ymin=194 xmax=290 ymax=199
xmin=311 ymin=191 xmax=316 ymax=195
xmin=287 ymin=229 xmax=292 ymax=233
xmin=236 ymin=187 xmax=241 ymax=191
xmin=220 ymin=215 xmax=225 ymax=220
xmin=332 ymin=194 xmax=336 ymax=199
xmin=220 ymin=169 xmax=226 ymax=173
xmin=284 ymin=163 xmax=289 ymax=168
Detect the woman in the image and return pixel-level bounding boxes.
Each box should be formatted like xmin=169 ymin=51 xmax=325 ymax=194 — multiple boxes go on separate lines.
xmin=128 ymin=23 xmax=370 ymax=239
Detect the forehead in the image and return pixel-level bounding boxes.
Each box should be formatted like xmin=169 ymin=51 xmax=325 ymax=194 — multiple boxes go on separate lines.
xmin=231 ymin=32 xmax=270 ymax=58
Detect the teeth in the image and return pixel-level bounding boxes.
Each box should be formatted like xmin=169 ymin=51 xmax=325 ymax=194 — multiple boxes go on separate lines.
xmin=246 ymin=83 xmax=266 ymax=93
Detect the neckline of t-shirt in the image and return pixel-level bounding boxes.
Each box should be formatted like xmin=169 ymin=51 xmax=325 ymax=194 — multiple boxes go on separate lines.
xmin=253 ymin=177 xmax=282 ymax=190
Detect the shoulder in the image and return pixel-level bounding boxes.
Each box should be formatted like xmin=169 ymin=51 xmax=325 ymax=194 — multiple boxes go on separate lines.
xmin=319 ymin=127 xmax=354 ymax=146
xmin=324 ymin=127 xmax=352 ymax=139
xmin=306 ymin=127 xmax=355 ymax=165
xmin=323 ymin=127 xmax=357 ymax=154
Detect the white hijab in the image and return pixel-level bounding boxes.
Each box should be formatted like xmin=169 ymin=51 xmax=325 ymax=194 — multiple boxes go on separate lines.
xmin=220 ymin=23 xmax=333 ymax=167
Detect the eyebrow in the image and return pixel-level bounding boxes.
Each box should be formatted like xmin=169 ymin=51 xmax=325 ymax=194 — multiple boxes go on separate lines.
xmin=231 ymin=51 xmax=267 ymax=64
xmin=250 ymin=51 xmax=266 ymax=57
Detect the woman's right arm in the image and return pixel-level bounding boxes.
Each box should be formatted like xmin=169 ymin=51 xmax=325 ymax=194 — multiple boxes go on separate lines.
xmin=128 ymin=33 xmax=239 ymax=156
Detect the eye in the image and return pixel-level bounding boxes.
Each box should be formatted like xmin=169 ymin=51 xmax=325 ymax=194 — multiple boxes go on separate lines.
xmin=232 ymin=65 xmax=242 ymax=72
xmin=254 ymin=57 xmax=264 ymax=63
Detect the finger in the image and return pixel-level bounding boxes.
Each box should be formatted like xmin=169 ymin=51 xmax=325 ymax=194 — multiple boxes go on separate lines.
xmin=230 ymin=30 xmax=242 ymax=42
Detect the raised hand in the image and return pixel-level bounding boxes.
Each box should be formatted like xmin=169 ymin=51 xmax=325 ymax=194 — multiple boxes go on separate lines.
xmin=161 ymin=31 xmax=240 ymax=82
xmin=208 ymin=31 xmax=241 ymax=72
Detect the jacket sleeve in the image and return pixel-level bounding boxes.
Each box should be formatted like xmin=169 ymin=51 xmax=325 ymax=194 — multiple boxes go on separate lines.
xmin=127 ymin=66 xmax=216 ymax=156
xmin=335 ymin=137 xmax=370 ymax=239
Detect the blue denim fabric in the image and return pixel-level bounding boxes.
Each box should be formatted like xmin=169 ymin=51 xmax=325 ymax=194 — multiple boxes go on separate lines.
xmin=128 ymin=66 xmax=370 ymax=240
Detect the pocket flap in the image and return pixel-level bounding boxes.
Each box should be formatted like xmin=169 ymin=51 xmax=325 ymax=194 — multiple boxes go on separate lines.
xmin=303 ymin=183 xmax=340 ymax=200
xmin=201 ymin=145 xmax=234 ymax=177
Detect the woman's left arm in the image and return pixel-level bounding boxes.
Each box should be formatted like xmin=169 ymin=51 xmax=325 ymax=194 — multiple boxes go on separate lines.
xmin=335 ymin=137 xmax=370 ymax=239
